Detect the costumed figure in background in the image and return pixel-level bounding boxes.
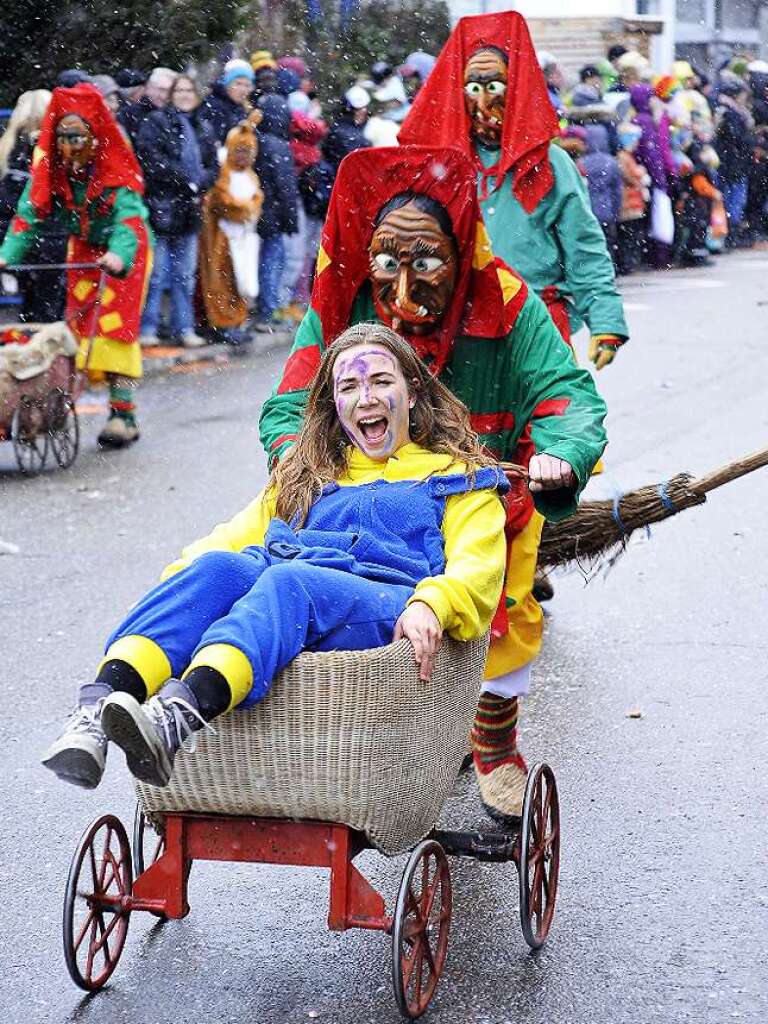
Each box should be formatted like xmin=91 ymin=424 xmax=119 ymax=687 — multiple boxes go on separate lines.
xmin=0 ymin=84 xmax=152 ymax=447
xmin=259 ymin=145 xmax=608 ymax=820
xmin=199 ymin=116 xmax=264 ymax=346
xmin=400 ymin=11 xmax=628 ymax=367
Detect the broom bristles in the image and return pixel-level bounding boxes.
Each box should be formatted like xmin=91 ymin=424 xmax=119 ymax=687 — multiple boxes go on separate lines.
xmin=498 ymin=445 xmax=768 ymax=574
xmin=536 ymin=473 xmax=706 ymax=571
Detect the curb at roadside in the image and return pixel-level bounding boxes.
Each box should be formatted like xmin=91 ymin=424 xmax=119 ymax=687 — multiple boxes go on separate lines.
xmin=140 ymin=328 xmax=295 ymax=378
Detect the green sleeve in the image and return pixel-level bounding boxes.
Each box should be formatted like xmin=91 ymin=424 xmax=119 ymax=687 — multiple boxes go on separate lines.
xmin=509 ymin=291 xmax=608 ymax=521
xmin=0 ymin=180 xmax=43 ymax=264
xmin=106 ymin=188 xmax=147 ymax=274
xmin=258 ymin=305 xmax=326 ymax=464
xmin=549 ymin=146 xmax=629 ymax=339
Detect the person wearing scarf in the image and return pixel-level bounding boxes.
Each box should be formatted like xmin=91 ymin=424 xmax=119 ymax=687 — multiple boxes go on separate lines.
xmin=0 ymin=84 xmax=152 ymax=447
xmin=259 ymin=145 xmax=608 ymax=821
xmin=399 ymin=11 xmax=628 ymax=366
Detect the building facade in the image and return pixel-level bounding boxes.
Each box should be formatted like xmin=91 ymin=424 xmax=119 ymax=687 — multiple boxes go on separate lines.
xmin=446 ymin=1 xmax=767 ymax=74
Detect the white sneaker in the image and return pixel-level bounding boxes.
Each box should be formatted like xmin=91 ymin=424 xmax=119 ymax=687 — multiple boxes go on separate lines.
xmin=180 ymin=332 xmax=207 ymax=349
xmin=139 ymin=334 xmax=160 ymax=347
xmin=41 ymin=703 xmax=108 ymax=789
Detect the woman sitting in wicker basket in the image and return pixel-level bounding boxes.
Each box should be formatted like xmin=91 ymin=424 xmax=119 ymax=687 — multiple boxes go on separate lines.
xmin=42 ymin=322 xmax=510 ymax=790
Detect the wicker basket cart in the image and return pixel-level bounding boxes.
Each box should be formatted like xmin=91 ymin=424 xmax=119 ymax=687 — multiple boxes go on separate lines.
xmin=61 ymin=636 xmax=560 ymax=1018
xmin=0 ymin=263 xmax=105 ymax=474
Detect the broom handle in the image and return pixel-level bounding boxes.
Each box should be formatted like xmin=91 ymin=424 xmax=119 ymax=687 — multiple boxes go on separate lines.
xmin=691 ymin=445 xmax=768 ymax=495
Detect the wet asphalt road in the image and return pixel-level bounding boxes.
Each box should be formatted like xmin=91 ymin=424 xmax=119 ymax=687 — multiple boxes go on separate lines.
xmin=1 ymin=250 xmax=767 ymax=1024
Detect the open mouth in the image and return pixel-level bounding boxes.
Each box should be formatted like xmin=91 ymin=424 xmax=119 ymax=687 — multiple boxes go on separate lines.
xmin=474 ymin=112 xmax=502 ymax=129
xmin=392 ymin=300 xmax=436 ymax=323
xmin=357 ymin=415 xmax=389 ymax=445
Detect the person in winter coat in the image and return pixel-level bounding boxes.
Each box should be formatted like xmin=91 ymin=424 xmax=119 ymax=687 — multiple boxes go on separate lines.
xmin=616 ymin=122 xmax=650 ymax=273
xmin=0 ymin=89 xmax=68 ymax=322
xmin=747 ymin=67 xmax=768 ymax=239
xmin=119 ymin=67 xmax=174 ymax=147
xmin=201 ymin=60 xmax=254 ymax=146
xmin=715 ymin=79 xmax=755 ymax=241
xmin=254 ymin=93 xmax=299 ymax=329
xmin=321 ymin=86 xmax=371 ymax=169
xmin=280 ymin=91 xmax=328 ymax=312
xmin=630 ymin=82 xmax=675 ymax=266
xmin=580 ymin=123 xmax=623 ymax=264
xmin=673 ymin=134 xmax=720 ymax=266
xmin=137 ymin=75 xmax=218 ymax=348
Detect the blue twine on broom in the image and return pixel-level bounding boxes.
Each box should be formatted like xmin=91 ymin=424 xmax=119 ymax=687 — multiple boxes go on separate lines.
xmin=657 ymin=480 xmax=678 ymax=513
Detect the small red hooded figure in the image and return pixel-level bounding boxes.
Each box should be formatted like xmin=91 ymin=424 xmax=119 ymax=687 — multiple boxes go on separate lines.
xmin=0 ymin=84 xmax=152 ymax=447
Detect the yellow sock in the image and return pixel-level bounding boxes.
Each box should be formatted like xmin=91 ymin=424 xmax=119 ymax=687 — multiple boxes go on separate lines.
xmin=98 ymin=635 xmax=172 ymax=697
xmin=183 ymin=644 xmax=253 ymax=711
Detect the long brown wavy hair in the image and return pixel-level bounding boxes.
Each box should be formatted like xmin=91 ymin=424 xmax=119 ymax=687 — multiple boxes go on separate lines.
xmin=271 ymin=322 xmax=495 ymax=526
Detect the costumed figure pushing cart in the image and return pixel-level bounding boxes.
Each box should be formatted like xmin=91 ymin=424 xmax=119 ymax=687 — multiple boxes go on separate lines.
xmin=0 ymin=83 xmax=152 ymax=450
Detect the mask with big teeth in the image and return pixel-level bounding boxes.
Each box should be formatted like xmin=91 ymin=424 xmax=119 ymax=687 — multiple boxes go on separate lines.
xmin=368 ymin=199 xmax=458 ymax=338
xmin=463 ymin=47 xmax=508 ymax=148
xmin=55 ymin=113 xmax=96 ymax=172
xmin=332 ymin=343 xmax=415 ymax=460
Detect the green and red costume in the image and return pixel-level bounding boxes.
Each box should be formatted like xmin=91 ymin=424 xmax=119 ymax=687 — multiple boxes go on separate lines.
xmin=0 ymin=85 xmax=152 ymax=384
xmin=399 ymin=11 xmax=628 ymax=347
xmin=259 ymin=146 xmax=608 ymax=678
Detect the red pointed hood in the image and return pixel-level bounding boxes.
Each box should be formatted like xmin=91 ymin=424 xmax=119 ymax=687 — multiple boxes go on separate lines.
xmin=311 ymin=144 xmax=527 ymax=375
xmin=398 ymin=11 xmax=559 ymax=212
xmin=30 ymin=84 xmax=144 ymax=216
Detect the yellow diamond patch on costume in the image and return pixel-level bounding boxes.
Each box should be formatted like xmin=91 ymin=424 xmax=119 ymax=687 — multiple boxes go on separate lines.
xmin=497 ymin=267 xmax=522 ymax=305
xmin=473 ymin=222 xmax=494 ymax=270
xmin=101 ymin=286 xmax=116 ymax=307
xmin=316 ymin=246 xmax=331 ymax=277
xmin=32 ymin=145 xmax=46 ymax=168
xmin=73 ymin=279 xmax=96 ymax=303
xmin=99 ymin=311 xmax=123 ymax=334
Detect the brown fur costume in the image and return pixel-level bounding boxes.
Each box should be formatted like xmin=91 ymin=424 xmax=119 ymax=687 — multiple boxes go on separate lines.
xmin=199 ymin=116 xmax=264 ymax=329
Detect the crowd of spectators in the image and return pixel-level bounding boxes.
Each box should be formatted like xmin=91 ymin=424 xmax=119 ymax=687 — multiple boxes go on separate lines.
xmin=2 ymin=42 xmax=766 ymax=343
xmin=0 ymin=50 xmax=435 ymax=343
xmin=548 ymin=46 xmax=768 ymax=271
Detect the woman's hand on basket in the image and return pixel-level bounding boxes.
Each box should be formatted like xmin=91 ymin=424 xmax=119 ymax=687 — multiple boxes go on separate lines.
xmin=528 ymin=454 xmax=575 ymax=493
xmin=394 ymin=601 xmax=443 ymax=683
xmin=97 ymin=252 xmax=124 ymax=275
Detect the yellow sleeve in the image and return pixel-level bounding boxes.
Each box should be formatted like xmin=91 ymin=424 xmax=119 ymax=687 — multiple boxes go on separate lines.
xmin=408 ymin=487 xmax=506 ymax=640
xmin=159 ymin=488 xmax=278 ymax=581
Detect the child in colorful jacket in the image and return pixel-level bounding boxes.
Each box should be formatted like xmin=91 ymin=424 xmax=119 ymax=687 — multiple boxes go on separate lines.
xmin=42 ymin=323 xmax=509 ymax=790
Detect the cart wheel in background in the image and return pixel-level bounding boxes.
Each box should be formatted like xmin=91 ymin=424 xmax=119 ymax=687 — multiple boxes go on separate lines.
xmin=518 ymin=762 xmax=560 ymax=950
xmin=63 ymin=814 xmax=132 ymax=991
xmin=11 ymin=396 xmax=48 ymax=475
xmin=391 ymin=838 xmax=452 ymax=1019
xmin=47 ymin=389 xmax=79 ymax=468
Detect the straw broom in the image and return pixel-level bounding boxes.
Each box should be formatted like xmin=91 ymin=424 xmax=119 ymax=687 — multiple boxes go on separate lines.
xmin=501 ymin=445 xmax=768 ymax=572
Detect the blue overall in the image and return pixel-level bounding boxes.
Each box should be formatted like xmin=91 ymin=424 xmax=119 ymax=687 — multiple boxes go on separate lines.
xmin=107 ymin=467 xmax=507 ymax=708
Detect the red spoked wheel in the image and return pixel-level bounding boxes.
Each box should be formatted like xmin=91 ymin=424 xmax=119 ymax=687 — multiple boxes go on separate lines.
xmin=63 ymin=814 xmax=132 ymax=991
xmin=518 ymin=762 xmax=560 ymax=950
xmin=391 ymin=839 xmax=452 ymax=1019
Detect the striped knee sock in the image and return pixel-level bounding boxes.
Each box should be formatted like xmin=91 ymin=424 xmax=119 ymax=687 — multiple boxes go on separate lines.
xmin=109 ymin=377 xmax=138 ymax=425
xmin=470 ymin=694 xmax=527 ymax=776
